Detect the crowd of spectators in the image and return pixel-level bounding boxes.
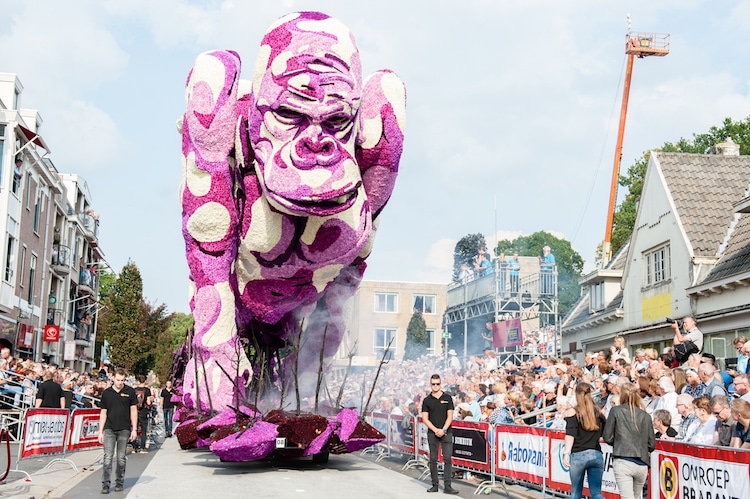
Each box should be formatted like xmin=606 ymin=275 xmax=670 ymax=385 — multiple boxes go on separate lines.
xmin=334 ymin=334 xmax=750 ymax=450
xmin=0 ymin=347 xmax=165 ymax=415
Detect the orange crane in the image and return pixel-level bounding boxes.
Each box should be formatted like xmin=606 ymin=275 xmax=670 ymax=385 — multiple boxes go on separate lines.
xmin=602 ymin=21 xmax=669 ymax=264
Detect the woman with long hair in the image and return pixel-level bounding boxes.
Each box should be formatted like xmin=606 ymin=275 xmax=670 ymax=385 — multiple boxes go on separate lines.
xmin=563 ymin=383 xmax=606 ymax=499
xmin=603 ymin=383 xmax=655 ymax=499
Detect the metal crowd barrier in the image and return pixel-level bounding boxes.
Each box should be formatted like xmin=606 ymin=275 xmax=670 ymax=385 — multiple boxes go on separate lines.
xmin=363 ymin=411 xmax=750 ymax=498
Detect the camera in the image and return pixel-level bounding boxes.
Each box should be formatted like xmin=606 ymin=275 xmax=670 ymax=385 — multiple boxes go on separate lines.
xmin=666 ymin=317 xmax=683 ymax=329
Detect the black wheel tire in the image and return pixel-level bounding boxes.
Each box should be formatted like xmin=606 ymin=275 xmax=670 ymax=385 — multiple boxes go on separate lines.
xmin=312 ymin=452 xmax=329 ymax=464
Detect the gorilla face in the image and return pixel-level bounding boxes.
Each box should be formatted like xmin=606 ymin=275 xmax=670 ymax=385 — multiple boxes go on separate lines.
xmin=253 ymin=54 xmax=363 ymax=217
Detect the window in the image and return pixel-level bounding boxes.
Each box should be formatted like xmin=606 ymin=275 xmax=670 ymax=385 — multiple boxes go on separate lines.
xmin=644 ymin=243 xmax=671 ymax=286
xmin=4 ymin=235 xmax=15 ymax=282
xmin=374 ymin=328 xmax=397 ymax=360
xmin=413 ymin=294 xmax=436 ymax=314
xmin=426 ymin=329 xmax=436 ymax=353
xmin=11 ymin=164 xmax=21 ymax=195
xmin=0 ymin=125 xmax=4 ymax=182
xmin=25 ymin=175 xmax=33 ymax=209
xmin=27 ymin=255 xmax=36 ymax=302
xmin=590 ymin=283 xmax=604 ymax=311
xmin=18 ymin=247 xmax=26 ymax=288
xmin=33 ymin=191 xmax=41 ymax=233
xmin=374 ymin=293 xmax=398 ymax=313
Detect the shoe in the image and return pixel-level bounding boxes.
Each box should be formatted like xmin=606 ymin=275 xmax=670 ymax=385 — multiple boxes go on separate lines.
xmin=427 ymin=485 xmax=439 ymax=493
xmin=444 ymin=487 xmax=459 ymax=495
xmin=114 ymin=484 xmax=123 ymax=492
xmin=101 ymin=485 xmax=109 ymax=494
xmin=139 ymin=449 xmax=148 ymax=454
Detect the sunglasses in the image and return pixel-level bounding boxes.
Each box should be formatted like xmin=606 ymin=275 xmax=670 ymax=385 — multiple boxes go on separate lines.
xmin=713 ymin=411 xmax=723 ymax=416
xmin=431 ymin=382 xmax=441 ymax=386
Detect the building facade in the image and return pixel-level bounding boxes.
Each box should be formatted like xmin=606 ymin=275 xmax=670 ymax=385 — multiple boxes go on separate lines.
xmin=563 ymin=145 xmax=750 ymax=366
xmin=335 ymin=280 xmax=448 ymax=368
xmin=0 ymin=73 xmax=103 ymax=372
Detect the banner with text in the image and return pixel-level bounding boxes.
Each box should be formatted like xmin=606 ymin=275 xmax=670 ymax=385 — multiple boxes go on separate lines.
xmin=651 ymin=441 xmax=750 ymax=499
xmin=22 ymin=408 xmax=69 ymax=458
xmin=67 ymin=408 xmax=103 ymax=451
xmin=492 ymin=318 xmax=524 ymax=348
xmin=494 ymin=424 xmax=548 ymax=483
xmin=548 ymin=430 xmax=620 ymax=499
xmin=451 ymin=420 xmax=491 ymax=473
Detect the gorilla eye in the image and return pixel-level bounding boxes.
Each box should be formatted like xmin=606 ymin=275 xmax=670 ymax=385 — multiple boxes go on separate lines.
xmin=274 ymin=107 xmax=306 ymax=125
xmin=323 ymin=114 xmax=352 ymax=133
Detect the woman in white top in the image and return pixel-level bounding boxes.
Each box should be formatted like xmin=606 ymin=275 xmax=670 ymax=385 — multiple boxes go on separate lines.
xmin=684 ymin=396 xmax=717 ymax=446
xmin=610 ymin=335 xmax=631 ymax=364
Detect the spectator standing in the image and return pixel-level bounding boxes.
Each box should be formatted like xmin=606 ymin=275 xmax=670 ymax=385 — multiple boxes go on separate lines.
xmin=0 ymin=358 xmax=23 ymax=406
xmin=675 ymin=393 xmax=698 ymax=440
xmin=672 ymin=316 xmax=704 ymax=364
xmin=728 ymin=337 xmax=748 ymax=377
xmin=697 ymin=363 xmax=727 ymax=398
xmin=421 ymin=374 xmax=458 ymax=495
xmin=711 ymin=395 xmax=735 ymax=446
xmin=610 ymin=335 xmax=631 ymax=364
xmin=447 ymin=350 xmax=461 ymax=370
xmin=563 ymin=383 xmax=606 ymax=499
xmin=733 ymin=374 xmax=750 ymax=402
xmin=160 ymin=380 xmax=176 ymax=438
xmin=682 ymin=368 xmax=706 ymax=398
xmin=539 ymin=246 xmax=556 ymax=295
xmin=730 ymin=399 xmax=750 ymax=449
xmin=683 ymin=396 xmax=716 ymax=445
xmin=508 ymin=252 xmax=520 ymax=295
xmin=652 ymin=409 xmax=677 ymax=439
xmin=603 ymin=384 xmax=655 ymax=499
xmin=35 ymin=370 xmax=64 ymax=408
xmin=133 ymin=375 xmax=152 ymax=453
xmin=98 ymin=368 xmax=137 ymax=494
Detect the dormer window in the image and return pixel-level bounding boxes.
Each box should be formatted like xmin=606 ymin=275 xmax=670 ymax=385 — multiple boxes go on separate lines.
xmin=590 ymin=282 xmax=605 ymax=311
xmin=644 ymin=243 xmax=671 ymax=286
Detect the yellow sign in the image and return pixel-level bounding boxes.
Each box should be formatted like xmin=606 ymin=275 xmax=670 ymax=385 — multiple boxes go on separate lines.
xmin=642 ymin=292 xmax=671 ymax=322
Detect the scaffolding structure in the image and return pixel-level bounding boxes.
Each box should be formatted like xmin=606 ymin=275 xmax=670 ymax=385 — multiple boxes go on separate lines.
xmin=443 ymin=257 xmax=559 ymax=365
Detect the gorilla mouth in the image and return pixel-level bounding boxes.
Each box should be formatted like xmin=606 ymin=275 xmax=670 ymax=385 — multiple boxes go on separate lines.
xmin=271 ymin=188 xmax=358 ymax=216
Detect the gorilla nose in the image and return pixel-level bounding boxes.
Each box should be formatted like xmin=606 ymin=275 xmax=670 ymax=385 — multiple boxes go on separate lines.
xmin=294 ymin=136 xmax=341 ymax=169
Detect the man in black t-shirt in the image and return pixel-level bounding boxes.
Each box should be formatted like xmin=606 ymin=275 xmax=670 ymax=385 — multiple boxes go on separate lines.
xmin=35 ymin=370 xmax=65 ymax=408
xmin=160 ymin=380 xmax=176 ymax=437
xmin=133 ymin=375 xmax=152 ymax=453
xmin=98 ymin=368 xmax=137 ymax=494
xmin=421 ymin=374 xmax=458 ymax=495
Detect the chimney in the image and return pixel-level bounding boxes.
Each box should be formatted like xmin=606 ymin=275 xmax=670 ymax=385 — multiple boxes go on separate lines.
xmin=713 ymin=137 xmax=740 ymax=156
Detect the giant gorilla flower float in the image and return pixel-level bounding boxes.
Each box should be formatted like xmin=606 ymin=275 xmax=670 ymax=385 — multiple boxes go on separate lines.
xmin=174 ymin=11 xmax=405 ymax=460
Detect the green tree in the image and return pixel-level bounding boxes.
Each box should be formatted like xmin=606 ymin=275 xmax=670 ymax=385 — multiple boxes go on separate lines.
xmin=154 ymin=312 xmax=193 ymax=381
xmin=404 ymin=312 xmax=428 ymax=360
xmin=134 ymin=301 xmax=173 ymax=377
xmin=98 ymin=262 xmax=143 ymax=371
xmin=452 ymin=233 xmax=487 ymax=281
xmin=97 ymin=261 xmax=171 ymax=376
xmin=494 ymin=231 xmax=584 ymax=318
xmin=610 ymin=116 xmax=750 ymax=256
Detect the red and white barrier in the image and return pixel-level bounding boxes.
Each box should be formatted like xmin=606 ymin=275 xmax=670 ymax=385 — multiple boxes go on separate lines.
xmin=21 ymin=408 xmax=69 ymax=458
xmin=364 ymin=412 xmax=750 ymax=498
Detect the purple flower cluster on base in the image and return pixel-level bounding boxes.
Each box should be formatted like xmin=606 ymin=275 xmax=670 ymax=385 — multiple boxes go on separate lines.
xmin=177 ymin=406 xmax=384 ymax=462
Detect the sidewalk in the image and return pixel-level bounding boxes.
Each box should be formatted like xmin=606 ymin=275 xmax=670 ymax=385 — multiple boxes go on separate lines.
xmin=0 ymin=445 xmax=104 ymax=498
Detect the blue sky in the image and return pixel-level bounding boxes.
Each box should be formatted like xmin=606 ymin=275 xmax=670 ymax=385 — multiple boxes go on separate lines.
xmin=2 ymin=1 xmax=750 ymax=314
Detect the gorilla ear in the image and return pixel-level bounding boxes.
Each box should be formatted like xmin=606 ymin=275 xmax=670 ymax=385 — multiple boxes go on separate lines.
xmin=356 ymin=70 xmax=406 ymax=217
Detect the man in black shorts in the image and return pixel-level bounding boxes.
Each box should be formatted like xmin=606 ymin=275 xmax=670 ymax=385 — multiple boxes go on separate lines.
xmin=421 ymin=373 xmax=458 ymax=494
xmin=98 ymin=368 xmax=137 ymax=494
